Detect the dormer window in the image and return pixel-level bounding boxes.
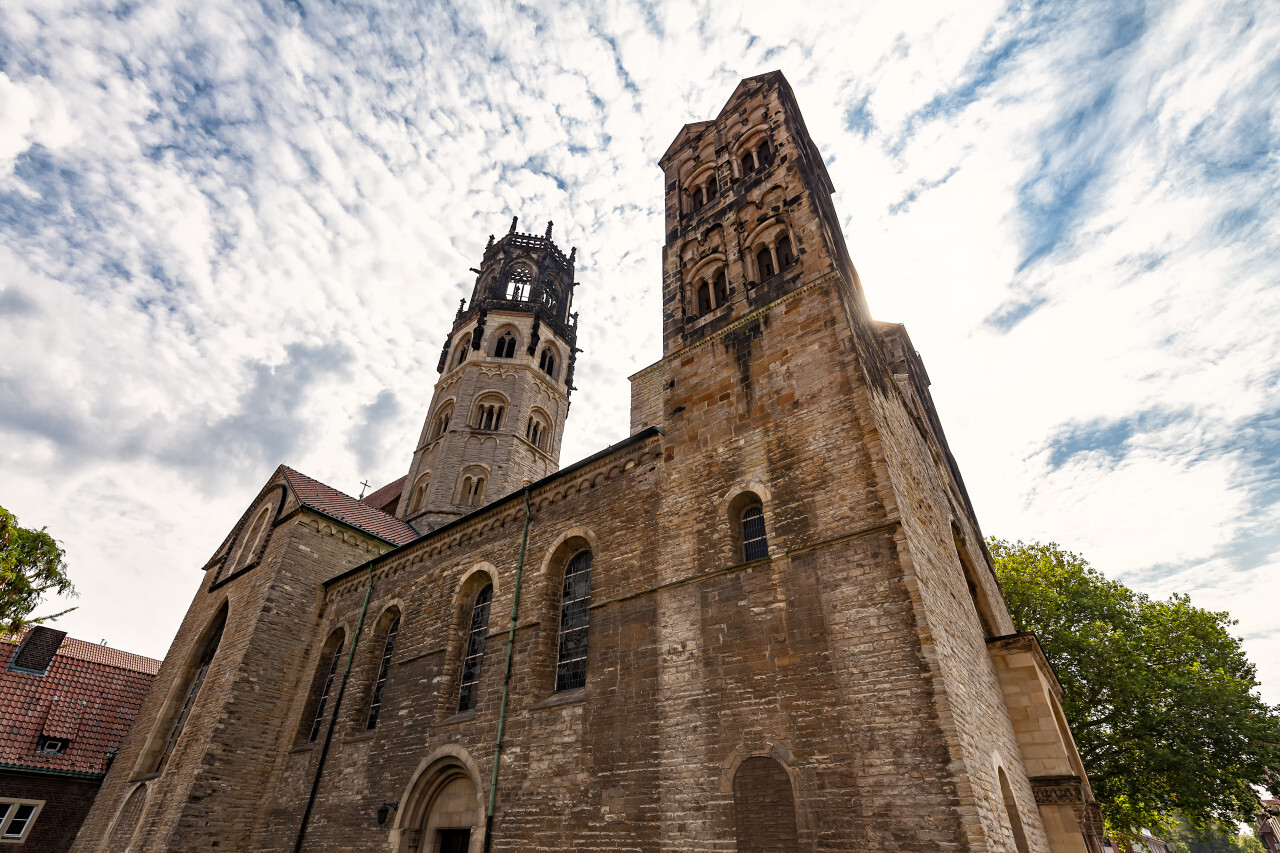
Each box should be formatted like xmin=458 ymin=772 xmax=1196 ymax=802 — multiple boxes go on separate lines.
xmin=36 ymin=736 xmax=67 ymax=755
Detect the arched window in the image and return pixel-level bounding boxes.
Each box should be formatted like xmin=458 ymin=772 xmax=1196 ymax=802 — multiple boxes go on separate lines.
xmin=954 ymin=524 xmax=997 ymax=637
xmin=741 ymin=151 xmax=755 ymax=174
xmin=454 ymin=341 xmax=469 ymax=367
xmin=506 ymin=266 xmax=533 ymax=301
xmin=301 ymin=629 xmax=346 ymax=744
xmin=741 ymin=505 xmax=768 ymax=561
xmin=457 ymin=584 xmax=494 ymax=713
xmin=756 ymin=246 xmax=775 ymax=279
xmin=105 ymin=783 xmax=148 ymax=851
xmin=733 ymin=757 xmax=799 ymax=852
xmin=706 ymin=178 xmax=718 ymax=202
xmin=539 ymin=349 xmax=557 ymax=378
xmin=691 ymin=186 xmax=704 ymax=212
xmin=697 ymin=282 xmax=713 ymax=315
xmin=365 ymin=615 xmax=400 ymax=730
xmin=777 ymin=234 xmax=795 ymax=268
xmin=713 ymin=270 xmax=729 ymax=306
xmin=757 ymin=139 xmax=771 ymax=164
xmin=526 ymin=412 xmax=550 ymax=450
xmin=154 ymin=607 xmax=226 ymax=773
xmin=493 ymin=331 xmax=517 ymax=358
xmin=999 ymin=767 xmax=1031 ymax=853
xmin=472 ymin=398 xmax=505 ymax=431
xmin=431 ymin=405 xmax=452 ymax=440
xmin=457 ymin=471 xmax=488 ymax=507
xmin=409 ymin=473 xmax=430 ymax=513
xmin=224 ymin=499 xmax=274 ymax=579
xmin=555 ymin=550 xmax=593 ymax=692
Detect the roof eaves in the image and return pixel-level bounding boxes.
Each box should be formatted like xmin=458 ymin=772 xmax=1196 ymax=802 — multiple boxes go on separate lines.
xmin=323 ymin=425 xmax=665 ymax=589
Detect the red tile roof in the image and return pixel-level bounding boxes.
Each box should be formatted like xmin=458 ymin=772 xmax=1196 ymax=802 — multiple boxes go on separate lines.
xmin=280 ymin=466 xmax=418 ymax=546
xmin=0 ymin=632 xmax=159 ymax=776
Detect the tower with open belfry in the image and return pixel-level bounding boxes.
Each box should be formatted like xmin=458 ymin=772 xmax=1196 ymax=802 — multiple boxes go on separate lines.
xmin=73 ymin=72 xmax=1104 ymax=853
xmin=397 ymin=218 xmax=578 ymax=530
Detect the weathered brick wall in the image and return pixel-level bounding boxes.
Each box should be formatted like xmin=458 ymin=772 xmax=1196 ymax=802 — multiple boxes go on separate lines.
xmin=0 ymin=770 xmax=98 ymax=853
xmin=70 ymin=473 xmax=392 ymax=853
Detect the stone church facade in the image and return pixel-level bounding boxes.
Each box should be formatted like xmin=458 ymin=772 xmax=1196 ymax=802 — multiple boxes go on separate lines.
xmin=72 ymin=72 xmax=1103 ymax=853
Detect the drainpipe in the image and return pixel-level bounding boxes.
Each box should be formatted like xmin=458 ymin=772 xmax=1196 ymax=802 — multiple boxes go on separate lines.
xmin=293 ymin=563 xmax=376 ymax=853
xmin=483 ymin=488 xmax=532 ymax=853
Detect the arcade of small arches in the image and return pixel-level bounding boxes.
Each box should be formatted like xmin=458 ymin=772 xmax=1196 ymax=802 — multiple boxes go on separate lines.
xmin=449 ymin=329 xmax=561 ymax=382
xmin=686 ymin=226 xmax=798 ymax=318
xmin=683 ymin=134 xmax=774 ymax=216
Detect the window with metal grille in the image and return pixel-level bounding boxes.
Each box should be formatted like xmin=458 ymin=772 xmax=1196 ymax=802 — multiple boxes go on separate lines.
xmin=742 ymin=505 xmax=768 ymax=562
xmin=0 ymin=800 xmax=42 ymax=842
xmin=308 ymin=635 xmax=345 ymax=743
xmin=457 ymin=584 xmax=493 ymax=713
xmin=366 ymin=617 xmax=400 ymax=730
xmin=555 ymin=550 xmax=593 ymax=692
xmin=154 ymin=614 xmax=224 ymax=773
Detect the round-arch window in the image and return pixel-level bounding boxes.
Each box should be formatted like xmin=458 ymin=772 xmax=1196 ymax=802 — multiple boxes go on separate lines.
xmin=742 ymin=505 xmax=768 ymax=562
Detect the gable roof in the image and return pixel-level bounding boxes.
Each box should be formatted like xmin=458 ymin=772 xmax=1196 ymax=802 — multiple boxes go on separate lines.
xmin=0 ymin=631 xmax=159 ymax=777
xmin=280 ymin=466 xmax=418 ymax=546
xmin=660 ymin=70 xmax=785 ymax=164
xmin=358 ymin=476 xmax=406 ymax=516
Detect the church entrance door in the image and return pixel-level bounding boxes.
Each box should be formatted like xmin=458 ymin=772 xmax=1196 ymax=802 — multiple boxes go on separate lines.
xmin=436 ymin=828 xmax=470 ymax=853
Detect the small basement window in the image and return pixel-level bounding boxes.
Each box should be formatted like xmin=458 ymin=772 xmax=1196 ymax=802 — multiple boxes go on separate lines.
xmin=36 ymin=736 xmax=67 ymax=755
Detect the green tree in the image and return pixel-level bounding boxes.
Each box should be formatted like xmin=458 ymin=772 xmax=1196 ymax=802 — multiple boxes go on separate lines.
xmin=989 ymin=539 xmax=1280 ymax=840
xmin=0 ymin=505 xmax=75 ymax=634
xmin=1165 ymin=816 xmax=1265 ymax=853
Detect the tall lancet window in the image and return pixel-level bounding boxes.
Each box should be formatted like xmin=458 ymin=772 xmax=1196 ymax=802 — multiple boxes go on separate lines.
xmin=457 ymin=584 xmax=494 ymax=713
xmin=555 ymin=550 xmax=593 ymax=692
xmin=154 ymin=608 xmax=226 ymax=773
xmin=366 ymin=615 xmax=400 ymax=730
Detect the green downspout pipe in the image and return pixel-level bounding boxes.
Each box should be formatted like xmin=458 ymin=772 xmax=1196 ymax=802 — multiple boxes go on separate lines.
xmin=293 ymin=563 xmax=376 ymax=853
xmin=483 ymin=487 xmax=532 ymax=853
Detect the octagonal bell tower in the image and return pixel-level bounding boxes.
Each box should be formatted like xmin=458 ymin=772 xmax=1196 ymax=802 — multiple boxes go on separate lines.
xmin=395 ymin=217 xmax=580 ymax=529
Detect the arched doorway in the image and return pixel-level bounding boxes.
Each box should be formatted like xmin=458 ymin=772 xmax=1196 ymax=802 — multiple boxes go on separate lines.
xmin=395 ymin=753 xmax=484 ymax=853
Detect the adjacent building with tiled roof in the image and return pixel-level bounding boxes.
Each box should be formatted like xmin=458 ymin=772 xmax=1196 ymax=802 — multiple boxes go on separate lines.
xmin=0 ymin=626 xmax=158 ymax=850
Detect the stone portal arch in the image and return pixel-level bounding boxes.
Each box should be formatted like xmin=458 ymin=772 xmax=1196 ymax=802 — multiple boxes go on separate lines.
xmin=393 ymin=748 xmax=486 ymax=853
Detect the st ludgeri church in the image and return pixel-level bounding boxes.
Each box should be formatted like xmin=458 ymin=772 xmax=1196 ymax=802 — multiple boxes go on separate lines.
xmin=73 ymin=72 xmax=1104 ymax=853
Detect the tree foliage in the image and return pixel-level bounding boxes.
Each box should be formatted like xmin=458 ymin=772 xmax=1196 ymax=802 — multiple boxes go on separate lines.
xmin=989 ymin=539 xmax=1280 ymax=838
xmin=0 ymin=505 xmax=76 ymax=634
xmin=1164 ymin=817 xmax=1265 ymax=853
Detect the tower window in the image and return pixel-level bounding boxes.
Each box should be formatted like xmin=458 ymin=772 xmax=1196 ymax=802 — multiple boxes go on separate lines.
xmin=431 ymin=406 xmax=453 ymax=440
xmin=366 ymin=615 xmax=400 ymax=730
xmin=706 ymin=179 xmax=718 ymax=201
xmin=757 ymin=139 xmax=771 ymax=164
xmin=457 ymin=584 xmax=493 ymax=713
xmin=454 ymin=342 xmax=469 ymax=366
xmin=409 ymin=473 xmax=430 ymax=512
xmin=539 ymin=349 xmax=557 ymax=378
xmin=555 ymin=550 xmax=593 ymax=692
xmin=756 ymin=246 xmax=775 ymax=279
xmin=741 ymin=152 xmax=755 ymax=174
xmin=473 ymin=401 xmax=505 ymax=431
xmin=742 ymin=505 xmax=768 ymax=562
xmin=713 ymin=270 xmax=729 ymax=306
xmin=697 ymin=282 xmax=713 ymax=315
xmin=457 ymin=473 xmax=488 ymax=507
xmin=306 ymin=631 xmax=345 ymax=743
xmin=691 ymin=187 xmax=704 ymax=212
xmin=493 ymin=332 xmax=517 ymax=358
xmin=777 ymin=234 xmax=796 ymax=268
xmin=506 ymin=267 xmax=533 ymax=301
xmin=526 ymin=415 xmax=548 ymax=450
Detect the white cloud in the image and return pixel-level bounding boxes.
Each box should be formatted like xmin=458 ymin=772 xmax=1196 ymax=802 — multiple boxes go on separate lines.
xmin=0 ymin=0 xmax=1277 ymax=711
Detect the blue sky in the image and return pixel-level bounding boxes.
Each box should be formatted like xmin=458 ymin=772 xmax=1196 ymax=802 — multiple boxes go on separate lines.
xmin=1 ymin=0 xmax=1278 ymax=702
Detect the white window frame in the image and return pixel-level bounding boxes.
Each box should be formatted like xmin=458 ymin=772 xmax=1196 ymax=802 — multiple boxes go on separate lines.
xmin=0 ymin=798 xmax=44 ymax=843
